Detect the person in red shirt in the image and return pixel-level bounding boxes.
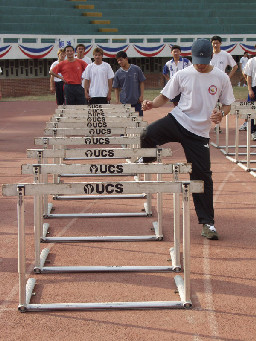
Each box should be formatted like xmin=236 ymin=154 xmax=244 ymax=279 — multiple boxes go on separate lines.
xmin=50 ymin=45 xmax=88 ymax=105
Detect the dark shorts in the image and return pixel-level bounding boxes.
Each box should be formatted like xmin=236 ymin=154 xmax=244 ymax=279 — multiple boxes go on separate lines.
xmin=64 ymin=84 xmax=86 ymax=105
xmin=55 ymin=81 xmax=64 ymax=105
xmin=89 ymin=97 xmax=109 ymax=105
xmin=131 ymin=102 xmax=143 ymax=116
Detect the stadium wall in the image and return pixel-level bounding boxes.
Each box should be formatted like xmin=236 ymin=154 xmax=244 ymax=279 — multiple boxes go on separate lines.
xmin=1 ymin=34 xmax=255 ymax=97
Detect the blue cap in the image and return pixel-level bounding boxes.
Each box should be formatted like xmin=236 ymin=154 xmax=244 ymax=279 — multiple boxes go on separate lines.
xmin=192 ymin=39 xmax=213 ymax=64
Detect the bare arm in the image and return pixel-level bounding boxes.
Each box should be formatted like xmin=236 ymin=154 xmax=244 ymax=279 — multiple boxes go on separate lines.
xmin=142 ymin=94 xmax=169 ymax=111
xmin=50 ymin=75 xmax=55 ymax=93
xmin=228 ymin=64 xmax=238 ymax=79
xmin=210 ymin=104 xmax=231 ymax=124
xmin=49 ymin=69 xmax=65 ymax=82
xmin=107 ymin=79 xmax=113 ymax=102
xmin=163 ymin=74 xmax=170 ymax=81
xmin=139 ymin=81 xmax=145 ymax=102
xmin=247 ymin=75 xmax=255 ymax=99
xmin=84 ymin=79 xmax=90 ymax=100
xmin=114 ymin=88 xmax=121 ymax=104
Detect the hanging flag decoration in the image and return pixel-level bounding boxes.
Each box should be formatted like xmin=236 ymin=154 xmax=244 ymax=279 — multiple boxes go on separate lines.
xmin=240 ymin=43 xmax=256 ymax=55
xmin=133 ymin=44 xmax=165 ymax=57
xmin=169 ymin=45 xmax=192 ymax=56
xmin=0 ymin=45 xmax=12 ymax=58
xmin=18 ymin=44 xmax=54 ymax=59
xmin=97 ymin=44 xmax=129 ymax=58
xmin=221 ymin=43 xmax=237 ymax=53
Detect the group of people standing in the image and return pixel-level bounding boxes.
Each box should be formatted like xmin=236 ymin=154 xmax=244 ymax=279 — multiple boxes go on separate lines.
xmin=49 ymin=44 xmax=146 ymax=116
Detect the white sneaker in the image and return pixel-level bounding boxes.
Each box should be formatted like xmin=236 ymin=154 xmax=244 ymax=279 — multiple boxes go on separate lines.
xmin=243 ymin=84 xmax=247 ymax=87
xmin=251 ymin=132 xmax=256 ymax=141
xmin=239 ymin=122 xmax=247 ymax=131
xmin=237 ymin=82 xmax=241 ymax=87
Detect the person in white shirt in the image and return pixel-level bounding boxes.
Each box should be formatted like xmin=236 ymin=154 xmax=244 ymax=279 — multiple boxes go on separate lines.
xmin=75 ymin=43 xmax=92 ymax=93
xmin=83 ymin=47 xmax=114 ymax=104
xmin=141 ymin=39 xmax=235 ymax=240
xmin=244 ymin=56 xmax=256 ymax=140
xmin=210 ymin=36 xmax=238 ymax=77
xmin=163 ymin=45 xmax=191 ymax=106
xmin=238 ymin=52 xmax=249 ymax=130
xmin=210 ymin=35 xmax=238 ymax=133
xmin=75 ymin=43 xmax=92 ymax=65
xmin=49 ymin=48 xmax=66 ymax=105
xmin=239 ymin=52 xmax=249 ymax=87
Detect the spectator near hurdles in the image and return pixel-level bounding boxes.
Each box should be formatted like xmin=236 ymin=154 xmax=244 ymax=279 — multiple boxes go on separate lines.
xmin=238 ymin=52 xmax=249 ymax=131
xmin=75 ymin=43 xmax=92 ymax=91
xmin=141 ymin=39 xmax=235 ymax=240
xmin=244 ymin=56 xmax=256 ymax=140
xmin=49 ymin=48 xmax=66 ymax=105
xmin=75 ymin=43 xmax=92 ymax=65
xmin=83 ymin=47 xmax=114 ymax=105
xmin=162 ymin=45 xmax=191 ymax=106
xmin=113 ymin=50 xmax=146 ymax=116
xmin=50 ymin=45 xmax=88 ymax=105
xmin=210 ymin=35 xmax=238 ymax=133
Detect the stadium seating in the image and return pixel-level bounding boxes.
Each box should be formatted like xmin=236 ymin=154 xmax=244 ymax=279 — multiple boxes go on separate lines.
xmin=0 ymin=0 xmax=256 ymax=35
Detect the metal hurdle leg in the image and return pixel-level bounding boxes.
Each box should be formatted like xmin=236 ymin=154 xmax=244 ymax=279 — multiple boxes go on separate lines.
xmin=17 ymin=185 xmax=27 ymax=311
xmin=225 ymin=114 xmax=230 ymax=155
xmin=169 ymin=164 xmax=181 ymax=271
xmin=144 ymin=173 xmax=152 ymax=216
xmin=174 ymin=183 xmax=192 ymax=307
xmin=246 ymin=115 xmax=251 ymax=170
xmin=152 ymin=173 xmax=163 ymax=239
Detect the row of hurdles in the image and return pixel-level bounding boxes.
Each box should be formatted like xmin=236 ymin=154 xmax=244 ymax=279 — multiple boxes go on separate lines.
xmin=2 ymin=103 xmax=204 ymax=312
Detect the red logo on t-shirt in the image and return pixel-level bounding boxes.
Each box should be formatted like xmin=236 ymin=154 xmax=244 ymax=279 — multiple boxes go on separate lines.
xmin=208 ymin=85 xmax=217 ymax=95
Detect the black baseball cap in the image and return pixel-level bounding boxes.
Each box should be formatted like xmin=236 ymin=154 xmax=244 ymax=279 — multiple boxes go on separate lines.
xmin=192 ymin=39 xmax=213 ymax=64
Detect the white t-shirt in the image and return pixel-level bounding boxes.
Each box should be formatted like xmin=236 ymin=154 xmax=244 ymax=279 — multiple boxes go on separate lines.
xmin=161 ymin=65 xmax=235 ymax=138
xmin=239 ymin=56 xmax=248 ymax=71
xmin=83 ymin=61 xmax=114 ymax=97
xmin=75 ymin=56 xmax=92 ymax=87
xmin=210 ymin=50 xmax=237 ymax=72
xmin=50 ymin=60 xmax=62 ymax=82
xmin=244 ymin=57 xmax=256 ymax=87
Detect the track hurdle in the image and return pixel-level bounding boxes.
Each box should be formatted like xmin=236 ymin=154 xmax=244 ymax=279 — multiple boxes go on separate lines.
xmin=219 ymin=102 xmax=256 ymax=173
xmin=2 ymin=179 xmax=203 ymax=311
xmin=27 ymin=147 xmax=172 ymax=217
xmin=21 ymin=163 xmax=192 ymax=249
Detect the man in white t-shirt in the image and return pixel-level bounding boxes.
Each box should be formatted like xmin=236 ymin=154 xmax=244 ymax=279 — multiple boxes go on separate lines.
xmin=141 ymin=39 xmax=235 ymax=240
xmin=75 ymin=43 xmax=92 ymax=65
xmin=210 ymin=36 xmax=238 ymax=77
xmin=210 ymin=36 xmax=237 ymax=133
xmin=83 ymin=47 xmax=114 ymax=104
xmin=239 ymin=52 xmax=248 ymax=87
xmin=244 ymin=56 xmax=256 ymax=140
xmin=75 ymin=44 xmax=92 ymax=92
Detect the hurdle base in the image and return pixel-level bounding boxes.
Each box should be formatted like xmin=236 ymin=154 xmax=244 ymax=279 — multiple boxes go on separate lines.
xmin=34 ymin=265 xmax=177 ymax=274
xmin=19 ymin=273 xmax=191 ymax=312
xmin=43 ymin=212 xmax=148 ymax=219
xmin=41 ymin=235 xmax=163 ymax=243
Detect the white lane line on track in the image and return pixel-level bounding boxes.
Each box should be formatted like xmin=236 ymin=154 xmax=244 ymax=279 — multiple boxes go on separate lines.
xmin=202 ymin=165 xmax=237 ymax=337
